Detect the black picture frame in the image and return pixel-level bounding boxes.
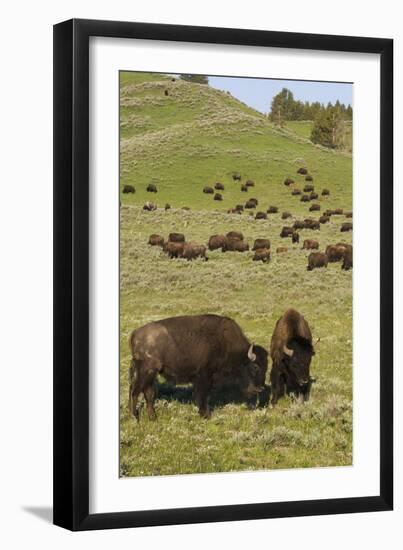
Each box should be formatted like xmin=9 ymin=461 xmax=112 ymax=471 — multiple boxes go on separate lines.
xmin=53 ymin=18 xmax=393 ymax=531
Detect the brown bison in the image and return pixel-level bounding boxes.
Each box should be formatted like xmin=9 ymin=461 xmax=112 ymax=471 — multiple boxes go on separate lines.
xmin=276 ymin=246 xmax=288 ymax=254
xmin=208 ymin=234 xmax=227 ymax=251
xmin=182 ymin=242 xmax=208 ymax=261
xmin=129 ymin=315 xmax=268 ymax=420
xmin=297 ymin=167 xmax=308 ymax=175
xmin=292 ymin=232 xmax=300 ymax=244
xmin=255 ymin=211 xmax=267 ymax=220
xmin=123 ymin=184 xmax=135 ymax=194
xmin=148 ymin=234 xmax=164 ymax=247
xmin=226 ymin=231 xmax=244 ymax=241
xmin=147 ymin=183 xmax=158 ymax=193
xmin=168 ymin=232 xmax=185 ymax=243
xmin=324 ymin=209 xmax=335 ymax=217
xmin=245 ymin=179 xmax=255 ymax=187
xmin=334 ymin=208 xmax=344 ymax=215
xmin=223 ymin=240 xmax=249 ymax=252
xmin=341 ymin=222 xmax=353 ymax=232
xmin=319 ymin=215 xmax=330 ymax=224
xmin=345 ymin=212 xmax=353 ymax=218
xmin=303 ymin=184 xmax=314 ymax=193
xmin=309 ymin=192 xmax=319 ymax=200
xmin=302 ymin=239 xmax=319 ymax=250
xmin=325 ymin=244 xmax=346 ymax=262
xmin=304 ymin=219 xmax=320 ymax=230
xmin=253 ymin=238 xmax=270 ymax=250
xmin=164 ymin=241 xmax=185 ymax=258
xmin=165 ymin=203 xmax=171 ymax=210
xmin=300 ymin=194 xmax=310 ymax=202
xmin=214 ymin=193 xmax=223 ymax=201
xmin=203 ymin=186 xmax=214 ymax=194
xmin=241 ymin=184 xmax=248 ymax=192
xmin=322 ymin=189 xmax=330 ymax=196
xmin=228 ymin=208 xmax=241 ymax=215
xmin=342 ymin=246 xmax=353 ymax=270
xmin=305 ymin=174 xmax=313 ymax=182
xmin=269 ymin=309 xmax=315 ymax=405
xmin=215 ymin=182 xmax=225 ymax=190
xmin=232 ymin=173 xmax=242 ymax=181
xmin=284 ymin=178 xmax=295 ymax=186
xmin=307 ymin=252 xmax=328 ymax=270
xmin=280 ymin=226 xmax=295 ymax=238
xmin=253 ymin=248 xmax=271 ymax=263
xmin=292 ymin=188 xmax=302 ymax=196
xmin=309 ymin=203 xmax=321 ymax=212
xmin=282 ymin=211 xmax=292 ymax=220
xmin=293 ymin=220 xmax=306 ymax=230
xmin=245 ymin=199 xmax=257 ymax=209
xmin=235 ymin=204 xmax=244 ymax=212
xmin=267 ymin=206 xmax=278 ymax=214
xmin=143 ymin=202 xmax=157 ymax=211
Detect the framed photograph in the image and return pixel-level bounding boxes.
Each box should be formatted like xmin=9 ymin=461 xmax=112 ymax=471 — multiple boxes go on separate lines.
xmin=53 ymin=19 xmax=393 ymax=531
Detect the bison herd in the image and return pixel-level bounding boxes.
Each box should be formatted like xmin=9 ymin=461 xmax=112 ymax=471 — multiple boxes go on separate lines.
xmin=129 ymin=309 xmax=317 ymax=420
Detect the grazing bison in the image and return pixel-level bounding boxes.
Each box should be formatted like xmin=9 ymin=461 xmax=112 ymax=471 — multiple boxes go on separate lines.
xmin=341 ymin=222 xmax=353 ymax=232
xmin=235 ymin=204 xmax=244 ymax=212
xmin=208 ymin=234 xmax=227 ymax=251
xmin=164 ymin=89 xmax=169 ymax=96
xmin=301 ymin=194 xmax=310 ymax=202
xmin=245 ymin=179 xmax=255 ymax=187
xmin=324 ymin=209 xmax=335 ymax=217
xmin=214 ymin=193 xmax=223 ymax=201
xmin=319 ymin=215 xmax=330 ymax=224
xmin=342 ymin=246 xmax=353 ymax=270
xmin=302 ymin=239 xmax=319 ymax=250
xmin=334 ymin=208 xmax=344 ymax=215
xmin=182 ymin=242 xmax=208 ymax=261
xmin=292 ymin=232 xmax=300 ymax=244
xmin=269 ymin=309 xmax=315 ymax=405
xmin=276 ymin=246 xmax=288 ymax=253
xmin=245 ymin=199 xmax=257 ymax=209
xmin=280 ymin=226 xmax=295 ymax=238
xmin=307 ymin=252 xmax=328 ymax=270
xmin=147 ymin=183 xmax=158 ymax=193
xmin=123 ymin=184 xmax=135 ymax=194
xmin=148 ymin=234 xmax=164 ymax=247
xmin=284 ymin=178 xmax=295 ymax=186
xmin=267 ymin=206 xmax=278 ymax=214
xmin=309 ymin=192 xmax=319 ymax=200
xmin=345 ymin=212 xmax=353 ymax=218
xmin=223 ymin=239 xmax=249 ymax=252
xmin=165 ymin=203 xmax=171 ymax=210
xmin=322 ymin=189 xmax=330 ymax=196
xmin=253 ymin=248 xmax=270 ymax=263
xmin=326 ymin=244 xmax=346 ymax=262
xmin=215 ymin=182 xmax=225 ymax=190
xmin=129 ymin=315 xmax=268 ymax=420
xmin=226 ymin=231 xmax=244 ymax=241
xmin=297 ymin=167 xmax=308 ymax=175
xmin=309 ymin=203 xmax=321 ymax=212
xmin=282 ymin=211 xmax=292 ymax=220
xmin=305 ymin=174 xmax=313 ymax=182
xmin=143 ymin=202 xmax=157 ymax=211
xmin=228 ymin=208 xmax=241 ymax=215
xmin=303 ymin=184 xmax=314 ymax=193
xmin=255 ymin=211 xmax=267 ymax=220
xmin=293 ymin=220 xmax=306 ymax=230
xmin=164 ymin=241 xmax=185 ymax=258
xmin=168 ymin=232 xmax=185 ymax=243
xmin=304 ymin=219 xmax=320 ymax=230
xmin=241 ymin=184 xmax=248 ymax=192
xmin=292 ymin=188 xmax=302 ymax=196
xmin=253 ymin=238 xmax=270 ymax=250
xmin=203 ymin=186 xmax=214 ymax=194
xmin=232 ymin=173 xmax=242 ymax=181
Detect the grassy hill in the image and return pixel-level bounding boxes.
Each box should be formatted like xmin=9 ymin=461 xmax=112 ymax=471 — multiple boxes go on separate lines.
xmin=119 ymin=72 xmax=353 ymax=477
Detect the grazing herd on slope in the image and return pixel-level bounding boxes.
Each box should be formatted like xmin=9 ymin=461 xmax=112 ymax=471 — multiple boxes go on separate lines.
xmin=129 ymin=308 xmax=317 ymax=420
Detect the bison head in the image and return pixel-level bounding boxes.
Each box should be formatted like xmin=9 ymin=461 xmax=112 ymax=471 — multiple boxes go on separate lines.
xmin=240 ymin=344 xmax=268 ymax=397
xmin=282 ymin=337 xmax=314 ymax=389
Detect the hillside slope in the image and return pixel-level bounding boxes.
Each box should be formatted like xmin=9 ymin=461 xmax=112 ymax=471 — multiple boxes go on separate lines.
xmin=120 ymin=72 xmax=352 ymax=215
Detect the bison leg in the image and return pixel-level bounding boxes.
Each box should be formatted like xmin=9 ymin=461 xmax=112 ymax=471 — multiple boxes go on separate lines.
xmin=129 ymin=362 xmax=142 ymax=422
xmin=129 ymin=358 xmax=159 ymax=421
xmin=270 ymin=369 xmax=285 ymax=407
xmin=143 ymin=383 xmax=157 ymax=420
xmin=194 ymin=376 xmax=212 ymax=419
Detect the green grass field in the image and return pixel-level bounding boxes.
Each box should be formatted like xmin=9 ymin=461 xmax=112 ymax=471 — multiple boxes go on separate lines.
xmin=119 ymin=73 xmax=353 ymax=477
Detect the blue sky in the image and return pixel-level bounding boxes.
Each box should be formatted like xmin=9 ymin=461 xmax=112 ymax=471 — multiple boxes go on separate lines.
xmin=208 ymin=76 xmax=353 ymax=114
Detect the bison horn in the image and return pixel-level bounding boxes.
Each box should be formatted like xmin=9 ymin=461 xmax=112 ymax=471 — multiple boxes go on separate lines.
xmin=248 ymin=344 xmax=256 ymax=362
xmin=283 ymin=344 xmax=294 ymax=357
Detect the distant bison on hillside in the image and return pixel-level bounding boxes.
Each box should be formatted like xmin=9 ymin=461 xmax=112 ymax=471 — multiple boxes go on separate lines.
xmin=253 ymin=238 xmax=270 ymax=250
xmin=165 ymin=203 xmax=171 ymax=210
xmin=305 ymin=174 xmax=313 ymax=181
xmin=280 ymin=226 xmax=295 ymax=238
xmin=300 ymin=195 xmax=310 ymax=202
xmin=267 ymin=206 xmax=278 ymax=214
xmin=245 ymin=180 xmax=255 ymax=187
xmin=292 ymin=188 xmax=302 ymax=196
xmin=168 ymin=232 xmax=185 ymax=243
xmin=215 ymin=182 xmax=225 ymax=190
xmin=123 ymin=184 xmax=135 ymax=194
xmin=255 ymin=211 xmax=267 ymax=220
xmin=341 ymin=222 xmax=353 ymax=232
xmin=309 ymin=192 xmax=319 ymax=200
xmin=297 ymin=167 xmax=308 ymax=175
xmin=326 ymin=244 xmax=345 ymax=262
xmin=147 ymin=183 xmax=158 ymax=193
xmin=241 ymin=184 xmax=248 ymax=192
xmin=222 ymin=240 xmax=249 ymax=252
xmin=208 ymin=234 xmax=227 ymax=250
xmin=164 ymin=241 xmax=184 ymax=258
xmin=302 ymin=239 xmax=319 ymax=250
xmin=284 ymin=178 xmax=295 ymax=186
xmin=321 ymin=189 xmax=330 ymax=196
xmin=226 ymin=231 xmax=244 ymax=241
xmin=253 ymin=248 xmax=270 ymax=263
xmin=232 ymin=173 xmax=242 ymax=181
xmin=143 ymin=202 xmax=157 ymax=211
xmin=307 ymin=252 xmax=328 ymax=271
xmin=309 ymin=203 xmax=320 ymax=212
xmin=182 ymin=242 xmax=208 ymax=261
xmin=342 ymin=245 xmax=353 ymax=270
xmin=303 ymin=184 xmax=314 ymax=193
xmin=245 ymin=199 xmax=257 ymax=209
xmin=148 ymin=234 xmax=164 ymax=247
xmin=214 ymin=193 xmax=223 ymax=201
xmin=319 ymin=215 xmax=330 ymax=224
xmin=292 ymin=232 xmax=300 ymax=244
xmin=203 ymin=186 xmax=214 ymax=194
xmin=282 ymin=211 xmax=292 ymax=220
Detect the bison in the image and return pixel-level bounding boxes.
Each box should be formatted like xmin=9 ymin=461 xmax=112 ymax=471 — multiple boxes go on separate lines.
xmin=182 ymin=242 xmax=208 ymax=261
xmin=203 ymin=186 xmax=214 ymax=194
xmin=214 ymin=193 xmax=223 ymax=201
xmin=232 ymin=173 xmax=242 ymax=181
xmin=245 ymin=199 xmax=257 ymax=209
xmin=322 ymin=189 xmax=330 ymax=196
xmin=123 ymin=184 xmax=135 ymax=194
xmin=341 ymin=222 xmax=353 ymax=232
xmin=241 ymin=184 xmax=248 ymax=192
xmin=165 ymin=203 xmax=171 ymax=210
xmin=215 ymin=182 xmax=224 ymax=190
xmin=129 ymin=315 xmax=268 ymax=420
xmin=164 ymin=89 xmax=169 ymax=96
xmin=326 ymin=244 xmax=346 ymax=262
xmin=292 ymin=232 xmax=300 ymax=244
xmin=304 ymin=219 xmax=320 ymax=230
xmin=309 ymin=203 xmax=321 ymax=212
xmin=235 ymin=204 xmax=244 ymax=212
xmin=253 ymin=238 xmax=270 ymax=250
xmin=292 ymin=188 xmax=302 ymax=196
xmin=297 ymin=167 xmax=308 ymax=175
xmin=293 ymin=220 xmax=305 ymax=230
xmin=267 ymin=206 xmax=278 ymax=214
xmin=255 ymin=211 xmax=267 ymax=220
xmin=300 ymin=194 xmax=310 ymax=202
xmin=303 ymin=184 xmax=314 ymax=193
xmin=245 ymin=180 xmax=255 ymax=187
xmin=309 ymin=192 xmax=319 ymax=200
xmin=269 ymin=309 xmax=315 ymax=405
xmin=280 ymin=226 xmax=295 ymax=238
xmin=226 ymin=231 xmax=244 ymax=241
xmin=208 ymin=234 xmax=227 ymax=251
xmin=222 ymin=240 xmax=249 ymax=252
xmin=228 ymin=208 xmax=241 ymax=215
xmin=305 ymin=174 xmax=313 ymax=181
xmin=342 ymin=246 xmax=353 ymax=270
xmin=319 ymin=215 xmax=330 ymax=224
xmin=168 ymin=232 xmax=185 ymax=243
xmin=307 ymin=252 xmax=328 ymax=270
xmin=284 ymin=178 xmax=295 ymax=186
xmin=282 ymin=211 xmax=292 ymax=220
xmin=253 ymin=248 xmax=270 ymax=263
xmin=147 ymin=183 xmax=158 ymax=193
xmin=143 ymin=202 xmax=157 ymax=211
xmin=334 ymin=208 xmax=344 ymax=215
xmin=148 ymin=234 xmax=164 ymax=247
xmin=164 ymin=241 xmax=184 ymax=258
xmin=302 ymin=239 xmax=319 ymax=250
